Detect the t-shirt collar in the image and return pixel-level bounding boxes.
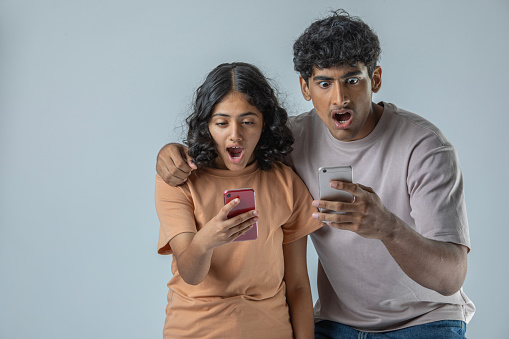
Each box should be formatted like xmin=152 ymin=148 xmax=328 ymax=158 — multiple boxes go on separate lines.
xmin=322 ymin=101 xmax=392 ymax=148
xmin=200 ymin=161 xmax=260 ymax=177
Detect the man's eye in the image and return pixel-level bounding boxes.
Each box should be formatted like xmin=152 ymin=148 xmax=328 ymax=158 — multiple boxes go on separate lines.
xmin=215 ymin=122 xmax=227 ymax=126
xmin=318 ymin=81 xmax=330 ymax=89
xmin=242 ymin=121 xmax=255 ymax=125
xmin=347 ymin=78 xmax=359 ymax=85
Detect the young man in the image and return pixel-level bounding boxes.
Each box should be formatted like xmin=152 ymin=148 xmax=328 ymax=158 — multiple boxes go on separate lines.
xmin=156 ymin=10 xmax=474 ymax=338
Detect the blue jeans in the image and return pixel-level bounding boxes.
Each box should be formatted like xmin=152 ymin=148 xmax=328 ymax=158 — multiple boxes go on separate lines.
xmin=315 ymin=320 xmax=467 ymax=339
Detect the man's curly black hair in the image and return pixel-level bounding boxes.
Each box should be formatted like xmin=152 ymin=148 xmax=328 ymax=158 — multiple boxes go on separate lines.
xmin=185 ymin=62 xmax=293 ymax=171
xmin=293 ymin=9 xmax=381 ymax=82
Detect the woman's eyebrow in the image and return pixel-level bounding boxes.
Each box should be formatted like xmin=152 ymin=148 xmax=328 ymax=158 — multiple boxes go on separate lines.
xmin=211 ymin=112 xmax=259 ymax=117
xmin=239 ymin=112 xmax=259 ymax=117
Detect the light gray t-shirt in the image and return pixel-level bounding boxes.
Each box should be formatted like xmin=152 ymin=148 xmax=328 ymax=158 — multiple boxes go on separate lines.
xmin=290 ymin=102 xmax=475 ymax=331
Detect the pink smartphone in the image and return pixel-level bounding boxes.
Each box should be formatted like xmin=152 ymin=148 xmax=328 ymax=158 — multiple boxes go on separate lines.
xmin=224 ymin=188 xmax=258 ymax=241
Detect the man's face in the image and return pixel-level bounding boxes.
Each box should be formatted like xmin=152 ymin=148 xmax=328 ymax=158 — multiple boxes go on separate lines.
xmin=299 ymin=63 xmax=382 ymax=142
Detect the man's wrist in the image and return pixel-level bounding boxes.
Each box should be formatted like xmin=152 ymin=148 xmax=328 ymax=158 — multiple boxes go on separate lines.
xmin=381 ymin=212 xmax=406 ymax=243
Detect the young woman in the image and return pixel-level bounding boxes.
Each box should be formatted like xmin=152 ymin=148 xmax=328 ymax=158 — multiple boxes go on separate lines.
xmin=155 ymin=62 xmax=322 ymax=339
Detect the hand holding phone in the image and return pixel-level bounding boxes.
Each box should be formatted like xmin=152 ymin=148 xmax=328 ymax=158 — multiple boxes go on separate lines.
xmin=318 ymin=166 xmax=353 ymax=214
xmin=224 ymin=188 xmax=258 ymax=241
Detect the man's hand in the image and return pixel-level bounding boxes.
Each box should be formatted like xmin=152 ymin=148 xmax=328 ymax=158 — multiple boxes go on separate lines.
xmin=156 ymin=143 xmax=197 ymax=186
xmin=311 ymin=180 xmax=468 ymax=295
xmin=312 ymin=180 xmax=397 ymax=240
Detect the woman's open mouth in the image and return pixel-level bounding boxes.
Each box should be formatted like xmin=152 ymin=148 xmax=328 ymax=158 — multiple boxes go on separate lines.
xmin=227 ymin=147 xmax=245 ymax=163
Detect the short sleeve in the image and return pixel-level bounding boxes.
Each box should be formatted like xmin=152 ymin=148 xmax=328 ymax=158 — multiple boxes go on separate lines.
xmin=281 ymin=171 xmax=323 ymax=244
xmin=154 ymin=175 xmax=197 ymax=255
xmin=407 ymin=141 xmax=471 ymax=250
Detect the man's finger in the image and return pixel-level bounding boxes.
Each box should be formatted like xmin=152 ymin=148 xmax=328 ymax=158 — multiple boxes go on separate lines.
xmin=357 ymin=183 xmax=375 ymax=193
xmin=329 ymin=180 xmax=358 ymax=194
xmin=312 ymin=211 xmax=354 ymax=224
xmin=174 ymin=145 xmax=196 ymax=172
xmin=312 ymin=199 xmax=356 ymax=213
xmin=169 ymin=147 xmax=193 ymax=174
xmin=184 ymin=151 xmax=198 ymax=170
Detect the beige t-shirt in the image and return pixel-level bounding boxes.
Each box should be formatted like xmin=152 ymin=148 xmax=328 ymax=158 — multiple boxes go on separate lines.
xmin=290 ymin=102 xmax=474 ymax=331
xmin=155 ymin=161 xmax=323 ymax=339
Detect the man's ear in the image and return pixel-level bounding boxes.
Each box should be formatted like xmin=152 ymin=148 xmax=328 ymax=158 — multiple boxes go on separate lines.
xmin=299 ymin=76 xmax=312 ymax=101
xmin=371 ymin=66 xmax=382 ymax=93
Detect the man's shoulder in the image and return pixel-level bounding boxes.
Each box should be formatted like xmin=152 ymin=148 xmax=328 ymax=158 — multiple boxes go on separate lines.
xmin=289 ymin=109 xmax=316 ymax=124
xmin=289 ymin=109 xmax=319 ymax=137
xmin=383 ymin=102 xmax=451 ymax=147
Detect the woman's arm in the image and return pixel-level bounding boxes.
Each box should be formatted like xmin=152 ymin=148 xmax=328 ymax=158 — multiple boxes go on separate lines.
xmin=169 ymin=198 xmax=258 ymax=285
xmin=283 ymin=236 xmax=314 ymax=339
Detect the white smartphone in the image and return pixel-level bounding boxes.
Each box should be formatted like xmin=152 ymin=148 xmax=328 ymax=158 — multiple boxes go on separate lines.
xmin=318 ymin=165 xmax=353 ymax=214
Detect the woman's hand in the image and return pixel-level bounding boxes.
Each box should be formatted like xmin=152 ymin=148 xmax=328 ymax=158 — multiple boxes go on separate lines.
xmin=195 ymin=198 xmax=258 ymax=251
xmin=169 ymin=198 xmax=258 ymax=285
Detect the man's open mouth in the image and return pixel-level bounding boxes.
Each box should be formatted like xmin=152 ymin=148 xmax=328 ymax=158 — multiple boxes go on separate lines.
xmin=333 ymin=112 xmax=352 ymax=124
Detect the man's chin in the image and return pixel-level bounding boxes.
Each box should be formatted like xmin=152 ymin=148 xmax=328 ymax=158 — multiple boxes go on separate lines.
xmin=328 ymin=127 xmax=352 ymax=141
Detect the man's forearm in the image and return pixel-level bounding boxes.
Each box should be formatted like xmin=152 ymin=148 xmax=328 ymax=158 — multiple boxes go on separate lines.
xmin=382 ymin=214 xmax=468 ymax=296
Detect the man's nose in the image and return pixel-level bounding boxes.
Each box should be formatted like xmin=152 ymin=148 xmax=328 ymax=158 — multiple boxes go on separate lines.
xmin=332 ymin=83 xmax=348 ymax=106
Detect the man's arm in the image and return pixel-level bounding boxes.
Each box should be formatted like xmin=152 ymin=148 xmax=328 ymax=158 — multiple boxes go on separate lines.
xmin=156 ymin=143 xmax=294 ymax=184
xmin=381 ymin=215 xmax=468 ymax=296
xmin=156 ymin=143 xmax=196 ymax=186
xmin=312 ymin=181 xmax=467 ymax=296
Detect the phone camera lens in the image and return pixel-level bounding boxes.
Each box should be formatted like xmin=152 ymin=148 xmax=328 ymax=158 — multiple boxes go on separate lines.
xmin=323 ymin=169 xmax=327 ymax=173
xmin=227 ymin=194 xmax=231 ymax=198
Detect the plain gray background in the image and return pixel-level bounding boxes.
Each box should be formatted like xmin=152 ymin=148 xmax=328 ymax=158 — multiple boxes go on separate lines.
xmin=1 ymin=0 xmax=507 ymax=338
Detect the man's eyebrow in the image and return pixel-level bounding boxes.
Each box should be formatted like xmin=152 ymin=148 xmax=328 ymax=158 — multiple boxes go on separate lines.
xmin=312 ymin=75 xmax=335 ymax=81
xmin=341 ymin=70 xmax=363 ymax=79
xmin=312 ymin=70 xmax=363 ymax=81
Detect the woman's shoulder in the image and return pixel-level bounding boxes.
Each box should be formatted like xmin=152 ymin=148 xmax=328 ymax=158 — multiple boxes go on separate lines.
xmin=155 ymin=174 xmax=192 ymax=200
xmin=269 ymin=161 xmax=294 ymax=175
xmin=264 ymin=162 xmax=304 ymax=188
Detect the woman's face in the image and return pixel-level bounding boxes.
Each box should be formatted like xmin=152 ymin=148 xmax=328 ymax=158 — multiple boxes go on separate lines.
xmin=208 ymin=91 xmax=264 ymax=171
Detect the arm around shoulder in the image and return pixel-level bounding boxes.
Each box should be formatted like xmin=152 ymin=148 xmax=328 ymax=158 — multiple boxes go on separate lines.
xmin=156 ymin=142 xmax=197 ymax=186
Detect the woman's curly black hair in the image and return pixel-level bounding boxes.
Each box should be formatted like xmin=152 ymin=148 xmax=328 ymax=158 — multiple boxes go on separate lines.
xmin=293 ymin=9 xmax=381 ymax=82
xmin=184 ymin=62 xmax=294 ymax=171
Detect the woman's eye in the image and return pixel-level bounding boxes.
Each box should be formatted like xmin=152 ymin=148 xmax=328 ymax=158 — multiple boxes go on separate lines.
xmin=346 ymin=77 xmax=359 ymax=85
xmin=242 ymin=121 xmax=255 ymax=125
xmin=215 ymin=122 xmax=227 ymax=126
